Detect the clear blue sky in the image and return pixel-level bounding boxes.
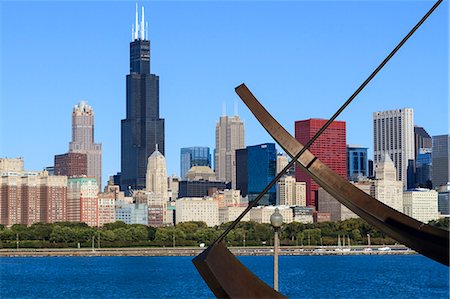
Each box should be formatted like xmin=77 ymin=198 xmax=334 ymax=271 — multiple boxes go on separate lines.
xmin=0 ymin=1 xmax=448 ymax=187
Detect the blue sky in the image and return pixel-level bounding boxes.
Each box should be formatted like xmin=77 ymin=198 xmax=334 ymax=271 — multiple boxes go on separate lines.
xmin=0 ymin=1 xmax=448 ymax=187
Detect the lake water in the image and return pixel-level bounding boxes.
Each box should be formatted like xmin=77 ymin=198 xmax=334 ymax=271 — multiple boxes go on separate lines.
xmin=1 ymin=255 xmax=448 ymax=298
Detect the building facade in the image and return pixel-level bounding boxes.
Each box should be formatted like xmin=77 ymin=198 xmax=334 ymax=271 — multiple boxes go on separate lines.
xmin=145 ymin=147 xmax=168 ymax=199
xmin=235 ymin=148 xmax=248 ymax=197
xmin=98 ymin=192 xmax=116 ymax=227
xmin=180 ymin=147 xmax=211 ymax=180
xmin=175 ymin=198 xmax=219 ymax=227
xmin=372 ymin=154 xmax=404 ymax=212
xmin=121 ymin=5 xmax=165 ymax=194
xmin=432 ymin=135 xmax=450 ymax=188
xmin=54 ymin=152 xmax=87 ymax=178
xmin=403 ymin=188 xmax=438 ymax=223
xmin=68 ymin=101 xmax=102 ymax=190
xmin=178 ymin=180 xmax=230 ymax=198
xmin=115 ymin=200 xmax=148 ymax=225
xmin=437 ymin=183 xmax=450 ymax=216
xmin=373 ymin=108 xmax=414 ymax=189
xmin=295 ymin=119 xmax=346 ymax=208
xmin=347 ymin=145 xmax=368 ymax=181
xmin=276 ymin=176 xmax=306 ymax=206
xmin=247 ymin=143 xmax=277 ymax=206
xmin=215 ymin=115 xmax=245 ymax=188
xmin=67 ymin=177 xmax=99 ymax=227
xmin=415 ymin=148 xmax=432 ymax=188
xmin=0 ymin=159 xmax=67 ymax=226
xmin=414 ymin=126 xmax=432 ymax=160
xmin=249 ymin=206 xmax=293 ymax=224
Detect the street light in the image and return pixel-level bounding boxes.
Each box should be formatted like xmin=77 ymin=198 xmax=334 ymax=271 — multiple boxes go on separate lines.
xmin=270 ymin=208 xmax=283 ymax=292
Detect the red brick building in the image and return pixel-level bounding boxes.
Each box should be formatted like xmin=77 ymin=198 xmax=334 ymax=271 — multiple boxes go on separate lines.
xmin=295 ymin=119 xmax=347 ymax=208
xmin=54 ymin=152 xmax=87 ymax=178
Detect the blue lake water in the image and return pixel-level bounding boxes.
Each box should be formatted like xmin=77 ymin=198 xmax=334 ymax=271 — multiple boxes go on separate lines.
xmin=0 ymin=254 xmax=448 ymax=298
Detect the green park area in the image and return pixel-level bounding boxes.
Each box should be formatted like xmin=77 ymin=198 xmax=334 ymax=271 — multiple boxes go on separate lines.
xmin=0 ymin=218 xmax=447 ymax=249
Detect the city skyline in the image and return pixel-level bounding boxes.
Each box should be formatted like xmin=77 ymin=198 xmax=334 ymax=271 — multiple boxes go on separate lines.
xmin=1 ymin=1 xmax=448 ymax=187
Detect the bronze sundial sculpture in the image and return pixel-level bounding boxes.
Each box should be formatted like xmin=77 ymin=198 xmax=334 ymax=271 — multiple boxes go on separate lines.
xmin=193 ymin=1 xmax=448 ymax=297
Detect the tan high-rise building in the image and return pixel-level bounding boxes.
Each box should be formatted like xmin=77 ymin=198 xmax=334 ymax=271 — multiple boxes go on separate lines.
xmin=146 ymin=147 xmax=168 ymax=200
xmin=276 ymin=154 xmax=289 ymax=175
xmin=373 ymin=108 xmax=415 ymax=189
xmin=69 ymin=101 xmax=102 ymax=190
xmin=0 ymin=159 xmax=67 ymax=226
xmin=276 ymin=176 xmax=306 ymax=206
xmin=215 ymin=115 xmax=245 ymax=188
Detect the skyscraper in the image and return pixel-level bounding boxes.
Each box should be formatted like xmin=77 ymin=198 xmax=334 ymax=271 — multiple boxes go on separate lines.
xmin=121 ymin=4 xmax=164 ymax=194
xmin=146 ymin=146 xmax=168 ymax=199
xmin=346 ymin=145 xmax=368 ymax=181
xmin=68 ymin=101 xmax=102 ymax=189
xmin=295 ymin=119 xmax=346 ymax=208
xmin=180 ymin=147 xmax=211 ymax=180
xmin=414 ymin=126 xmax=432 ymax=160
xmin=215 ymin=114 xmax=245 ymax=188
xmin=373 ymin=108 xmax=414 ymax=189
xmin=247 ymin=143 xmax=277 ymax=206
xmin=432 ymin=135 xmax=450 ymax=188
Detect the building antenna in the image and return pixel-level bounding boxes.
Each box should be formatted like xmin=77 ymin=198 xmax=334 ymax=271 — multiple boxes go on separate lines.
xmin=222 ymin=102 xmax=226 ymax=116
xmin=132 ymin=24 xmax=134 ymax=41
xmin=141 ymin=6 xmax=145 ymax=40
xmin=135 ymin=3 xmax=139 ymax=40
xmin=146 ymin=21 xmax=149 ymax=40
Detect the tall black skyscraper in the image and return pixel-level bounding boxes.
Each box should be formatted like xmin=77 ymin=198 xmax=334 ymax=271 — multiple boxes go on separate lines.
xmin=121 ymin=5 xmax=164 ymax=193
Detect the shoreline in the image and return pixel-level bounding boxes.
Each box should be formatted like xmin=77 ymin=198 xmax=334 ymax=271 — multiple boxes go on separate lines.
xmin=0 ymin=245 xmax=416 ymax=257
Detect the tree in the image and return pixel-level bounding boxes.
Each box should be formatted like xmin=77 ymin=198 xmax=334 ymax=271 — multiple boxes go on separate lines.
xmin=103 ymin=221 xmax=128 ymax=230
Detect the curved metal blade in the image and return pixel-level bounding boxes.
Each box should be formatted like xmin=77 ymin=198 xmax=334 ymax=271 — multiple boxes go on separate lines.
xmin=193 ymin=242 xmax=287 ymax=298
xmin=236 ymin=84 xmax=449 ymax=266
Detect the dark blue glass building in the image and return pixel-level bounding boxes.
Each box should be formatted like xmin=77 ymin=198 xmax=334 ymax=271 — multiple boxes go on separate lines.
xmin=180 ymin=147 xmax=211 ymax=179
xmin=247 ymin=143 xmax=277 ymax=206
xmin=346 ymin=145 xmax=368 ymax=181
xmin=416 ymin=148 xmax=432 ymax=188
xmin=121 ymin=8 xmax=165 ymax=194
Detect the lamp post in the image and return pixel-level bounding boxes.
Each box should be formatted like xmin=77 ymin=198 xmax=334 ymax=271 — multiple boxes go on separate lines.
xmin=270 ymin=208 xmax=283 ymax=292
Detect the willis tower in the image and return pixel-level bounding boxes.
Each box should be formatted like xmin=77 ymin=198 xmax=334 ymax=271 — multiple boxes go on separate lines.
xmin=121 ymin=4 xmax=164 ymax=193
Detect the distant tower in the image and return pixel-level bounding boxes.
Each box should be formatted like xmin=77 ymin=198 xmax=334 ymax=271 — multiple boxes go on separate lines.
xmin=373 ymin=108 xmax=414 ymax=189
xmin=146 ymin=146 xmax=168 ymax=199
xmin=69 ymin=101 xmax=102 ymax=190
xmin=121 ymin=4 xmax=165 ymax=194
xmin=215 ymin=115 xmax=245 ymax=188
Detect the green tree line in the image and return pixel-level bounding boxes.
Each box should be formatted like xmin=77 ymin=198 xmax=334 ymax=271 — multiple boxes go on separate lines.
xmin=0 ymin=217 xmax=447 ymax=249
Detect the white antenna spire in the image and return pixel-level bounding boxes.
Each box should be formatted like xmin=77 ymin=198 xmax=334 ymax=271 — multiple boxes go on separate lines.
xmin=146 ymin=21 xmax=149 ymax=40
xmin=222 ymin=102 xmax=226 ymax=116
xmin=135 ymin=3 xmax=139 ymax=40
xmin=234 ymin=99 xmax=238 ymax=116
xmin=141 ymin=6 xmax=145 ymax=40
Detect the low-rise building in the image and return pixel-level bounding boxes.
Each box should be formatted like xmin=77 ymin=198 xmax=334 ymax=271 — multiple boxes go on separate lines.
xmin=175 ymin=197 xmax=219 ymax=226
xmin=291 ymin=206 xmax=314 ymax=223
xmin=249 ymin=205 xmax=293 ymax=224
xmin=219 ymin=206 xmax=249 ymax=224
xmin=403 ymin=188 xmax=438 ymax=223
xmin=115 ymin=200 xmax=148 ymax=225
